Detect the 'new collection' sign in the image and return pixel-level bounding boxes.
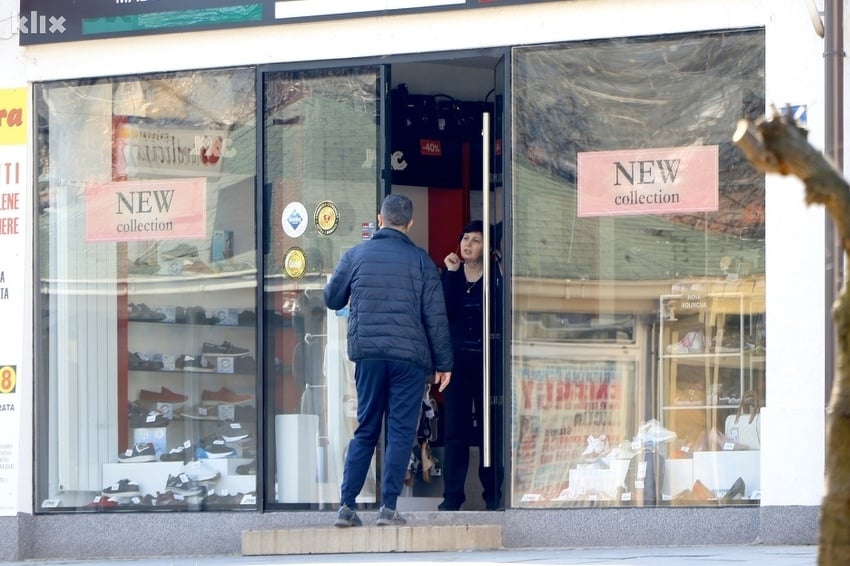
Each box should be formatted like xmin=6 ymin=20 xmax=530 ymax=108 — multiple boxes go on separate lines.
xmin=577 ymin=145 xmax=719 ymax=217
xmin=85 ymin=178 xmax=207 ymax=242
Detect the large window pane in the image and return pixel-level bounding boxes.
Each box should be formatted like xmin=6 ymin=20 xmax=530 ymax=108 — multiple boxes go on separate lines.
xmin=510 ymin=30 xmax=765 ymax=508
xmin=262 ymin=68 xmax=380 ymax=508
xmin=36 ymin=68 xmax=258 ymax=512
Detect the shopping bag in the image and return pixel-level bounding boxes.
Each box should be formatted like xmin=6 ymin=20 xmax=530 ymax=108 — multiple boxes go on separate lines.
xmin=724 ymin=390 xmax=761 ymax=449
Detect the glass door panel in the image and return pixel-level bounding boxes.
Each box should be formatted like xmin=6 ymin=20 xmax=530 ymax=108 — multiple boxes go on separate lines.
xmin=262 ymin=67 xmax=381 ymax=508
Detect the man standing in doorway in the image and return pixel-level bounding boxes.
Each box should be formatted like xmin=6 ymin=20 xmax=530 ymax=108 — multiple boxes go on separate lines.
xmin=324 ymin=194 xmax=453 ymax=527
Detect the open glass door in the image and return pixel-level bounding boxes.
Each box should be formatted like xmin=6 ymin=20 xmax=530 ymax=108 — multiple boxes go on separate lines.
xmin=261 ymin=66 xmax=383 ymax=509
xmin=384 ymin=51 xmax=508 ymax=511
xmin=485 ymin=54 xmax=507 ymax=509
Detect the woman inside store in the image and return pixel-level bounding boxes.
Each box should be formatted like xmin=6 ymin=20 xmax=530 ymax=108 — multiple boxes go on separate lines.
xmin=439 ymin=220 xmax=504 ymax=511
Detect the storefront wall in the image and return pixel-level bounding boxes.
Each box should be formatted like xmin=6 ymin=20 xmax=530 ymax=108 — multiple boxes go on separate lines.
xmin=0 ymin=0 xmax=831 ymax=560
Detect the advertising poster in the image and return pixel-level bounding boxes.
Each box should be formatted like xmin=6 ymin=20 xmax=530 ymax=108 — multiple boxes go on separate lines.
xmin=513 ymin=358 xmax=632 ymax=502
xmin=0 ymin=87 xmax=26 ymax=516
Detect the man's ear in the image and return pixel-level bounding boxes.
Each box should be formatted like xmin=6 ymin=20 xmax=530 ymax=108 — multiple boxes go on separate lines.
xmin=406 ymin=219 xmax=414 ymax=231
xmin=377 ymin=213 xmax=384 ymax=229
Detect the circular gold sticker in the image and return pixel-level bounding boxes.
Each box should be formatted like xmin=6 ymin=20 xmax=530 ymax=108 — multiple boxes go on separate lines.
xmin=314 ymin=200 xmax=340 ymax=236
xmin=283 ymin=247 xmax=307 ymax=279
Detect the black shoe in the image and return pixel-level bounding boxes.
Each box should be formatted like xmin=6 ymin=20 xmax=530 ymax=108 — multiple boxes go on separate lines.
xmin=438 ymin=499 xmax=462 ymax=511
xmin=721 ymin=477 xmax=746 ymax=503
xmin=334 ymin=505 xmax=362 ymax=528
xmin=165 ymin=473 xmax=204 ymax=496
xmin=484 ymin=491 xmax=502 ymax=510
xmin=237 ymin=310 xmax=256 ymax=326
xmin=376 ymin=506 xmax=406 ymax=526
xmin=102 ymin=478 xmax=141 ymax=498
xmin=202 ymin=341 xmax=250 ymax=357
xmin=128 ymin=352 xmax=164 ymax=371
xmin=236 ymin=459 xmax=257 ymax=475
xmin=159 ymin=442 xmax=194 ymax=463
xmin=128 ymin=403 xmax=169 ymax=428
xmin=128 ymin=303 xmax=167 ymax=322
xmin=188 ymin=306 xmax=220 ymax=325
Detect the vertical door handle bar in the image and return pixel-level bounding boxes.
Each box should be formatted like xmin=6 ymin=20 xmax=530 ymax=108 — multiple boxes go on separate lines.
xmin=481 ymin=112 xmax=491 ymax=467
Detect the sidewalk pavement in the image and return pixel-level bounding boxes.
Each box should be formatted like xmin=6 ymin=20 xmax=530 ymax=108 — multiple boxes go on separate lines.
xmin=0 ymin=545 xmax=818 ymax=566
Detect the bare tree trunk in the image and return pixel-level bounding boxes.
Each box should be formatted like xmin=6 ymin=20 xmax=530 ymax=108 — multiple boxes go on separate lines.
xmin=733 ymin=109 xmax=850 ymax=566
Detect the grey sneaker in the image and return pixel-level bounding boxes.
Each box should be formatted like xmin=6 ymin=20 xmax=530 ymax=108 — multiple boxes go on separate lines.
xmin=334 ymin=505 xmax=362 ymax=528
xmin=376 ymin=506 xmax=406 ymax=526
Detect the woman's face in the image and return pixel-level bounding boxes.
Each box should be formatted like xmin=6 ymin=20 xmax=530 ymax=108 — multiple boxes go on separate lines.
xmin=460 ymin=231 xmax=484 ymax=262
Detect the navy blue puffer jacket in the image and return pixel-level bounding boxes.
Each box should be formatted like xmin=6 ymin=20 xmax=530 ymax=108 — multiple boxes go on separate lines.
xmin=323 ymin=228 xmax=453 ymax=372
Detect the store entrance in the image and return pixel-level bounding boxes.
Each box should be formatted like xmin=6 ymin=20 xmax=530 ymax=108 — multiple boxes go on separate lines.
xmin=260 ymin=52 xmax=506 ymax=512
xmin=388 ymin=55 xmax=506 ymax=511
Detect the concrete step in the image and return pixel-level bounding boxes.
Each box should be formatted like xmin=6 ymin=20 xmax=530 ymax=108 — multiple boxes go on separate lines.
xmin=242 ymin=524 xmax=503 ymax=555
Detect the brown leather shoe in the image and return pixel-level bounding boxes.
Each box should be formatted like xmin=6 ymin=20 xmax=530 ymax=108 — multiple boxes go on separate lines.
xmin=421 ymin=441 xmax=434 ymax=482
xmin=692 ymin=479 xmax=715 ymax=501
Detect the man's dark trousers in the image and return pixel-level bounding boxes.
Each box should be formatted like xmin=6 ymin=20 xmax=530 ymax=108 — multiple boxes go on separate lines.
xmin=340 ymin=359 xmax=426 ymax=511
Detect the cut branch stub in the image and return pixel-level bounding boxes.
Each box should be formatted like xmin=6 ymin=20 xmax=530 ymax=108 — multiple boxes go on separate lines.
xmin=733 ymin=109 xmax=850 ymax=255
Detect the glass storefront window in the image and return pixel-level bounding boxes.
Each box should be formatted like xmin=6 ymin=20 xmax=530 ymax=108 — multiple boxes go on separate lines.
xmin=510 ymin=30 xmax=765 ymax=508
xmin=261 ymin=68 xmax=381 ymax=508
xmin=35 ymin=68 xmax=258 ymax=511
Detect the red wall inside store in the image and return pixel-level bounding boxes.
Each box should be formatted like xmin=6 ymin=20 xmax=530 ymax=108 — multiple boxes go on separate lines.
xmin=427 ymin=188 xmax=467 ymax=269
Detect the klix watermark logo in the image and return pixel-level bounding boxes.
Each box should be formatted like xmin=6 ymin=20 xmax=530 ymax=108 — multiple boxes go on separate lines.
xmin=0 ymin=10 xmax=66 ymax=36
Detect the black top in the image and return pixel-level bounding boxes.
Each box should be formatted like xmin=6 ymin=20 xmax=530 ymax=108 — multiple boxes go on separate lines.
xmin=442 ymin=268 xmax=485 ymax=353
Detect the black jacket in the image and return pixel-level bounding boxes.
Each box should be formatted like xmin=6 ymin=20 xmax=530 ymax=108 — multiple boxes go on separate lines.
xmin=441 ymin=257 xmax=503 ymax=353
xmin=323 ymin=228 xmax=453 ymax=372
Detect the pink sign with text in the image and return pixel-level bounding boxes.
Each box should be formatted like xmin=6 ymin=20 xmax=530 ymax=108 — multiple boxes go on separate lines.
xmin=577 ymin=145 xmax=719 ymax=217
xmin=86 ymin=178 xmax=207 ymax=242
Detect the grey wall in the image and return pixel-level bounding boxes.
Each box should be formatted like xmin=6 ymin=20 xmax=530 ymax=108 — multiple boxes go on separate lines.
xmin=0 ymin=506 xmax=820 ymax=561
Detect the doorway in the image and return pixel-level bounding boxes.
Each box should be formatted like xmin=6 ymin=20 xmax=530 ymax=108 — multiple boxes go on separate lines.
xmin=388 ymin=54 xmax=506 ymax=511
xmin=259 ymin=51 xmax=508 ymax=512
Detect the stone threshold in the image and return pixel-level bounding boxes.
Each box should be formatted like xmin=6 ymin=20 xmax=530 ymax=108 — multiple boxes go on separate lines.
xmin=243 ymin=524 xmax=503 ymax=555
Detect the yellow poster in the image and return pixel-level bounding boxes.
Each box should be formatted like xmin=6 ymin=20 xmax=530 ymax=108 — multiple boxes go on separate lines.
xmin=0 ymin=88 xmax=26 ymax=146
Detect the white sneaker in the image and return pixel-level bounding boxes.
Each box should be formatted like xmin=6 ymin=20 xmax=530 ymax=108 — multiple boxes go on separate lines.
xmin=637 ymin=419 xmax=677 ymax=443
xmin=581 ymin=435 xmax=609 ymax=459
xmin=183 ymin=459 xmax=221 ymax=483
xmin=666 ymin=330 xmax=705 ymax=354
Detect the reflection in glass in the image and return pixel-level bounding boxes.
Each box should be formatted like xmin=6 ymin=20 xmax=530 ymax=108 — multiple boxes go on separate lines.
xmin=35 ymin=68 xmax=258 ymax=512
xmin=262 ymin=68 xmax=380 ymax=508
xmin=510 ymin=30 xmax=765 ymax=508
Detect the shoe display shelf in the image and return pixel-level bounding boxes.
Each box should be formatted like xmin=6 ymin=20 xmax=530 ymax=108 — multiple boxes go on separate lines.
xmin=658 ymin=292 xmax=750 ymax=438
xmin=664 ymin=452 xmax=761 ymax=504
xmin=126 ymin=258 xmax=257 ymax=295
xmin=126 ymin=360 xmax=258 ymax=456
xmin=120 ymin=280 xmax=258 ymax=461
xmin=657 ymin=291 xmax=764 ymax=504
xmin=102 ymin=457 xmax=256 ymax=501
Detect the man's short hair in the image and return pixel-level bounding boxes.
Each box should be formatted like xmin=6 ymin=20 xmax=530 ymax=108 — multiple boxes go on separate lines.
xmin=380 ymin=194 xmax=414 ymax=227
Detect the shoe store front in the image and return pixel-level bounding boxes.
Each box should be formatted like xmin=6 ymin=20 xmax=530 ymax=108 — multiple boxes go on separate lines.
xmin=2 ymin=0 xmax=825 ymax=560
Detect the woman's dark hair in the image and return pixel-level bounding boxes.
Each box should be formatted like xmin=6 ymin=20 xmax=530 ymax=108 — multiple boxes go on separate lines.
xmin=458 ymin=220 xmax=493 ymax=247
xmin=461 ymin=220 xmax=484 ymax=235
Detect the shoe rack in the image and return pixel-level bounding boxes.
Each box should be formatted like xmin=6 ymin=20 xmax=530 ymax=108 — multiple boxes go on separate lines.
xmin=113 ymin=252 xmax=259 ymax=508
xmin=657 ymin=291 xmax=764 ymax=449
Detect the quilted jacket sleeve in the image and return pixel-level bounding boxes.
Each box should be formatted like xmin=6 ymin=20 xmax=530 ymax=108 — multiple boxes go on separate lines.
xmin=419 ymin=250 xmax=453 ymax=373
xmin=323 ymin=250 xmax=353 ymax=311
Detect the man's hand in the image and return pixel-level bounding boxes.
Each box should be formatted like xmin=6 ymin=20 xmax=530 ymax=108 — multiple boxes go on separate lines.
xmin=434 ymin=371 xmax=452 ymax=392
